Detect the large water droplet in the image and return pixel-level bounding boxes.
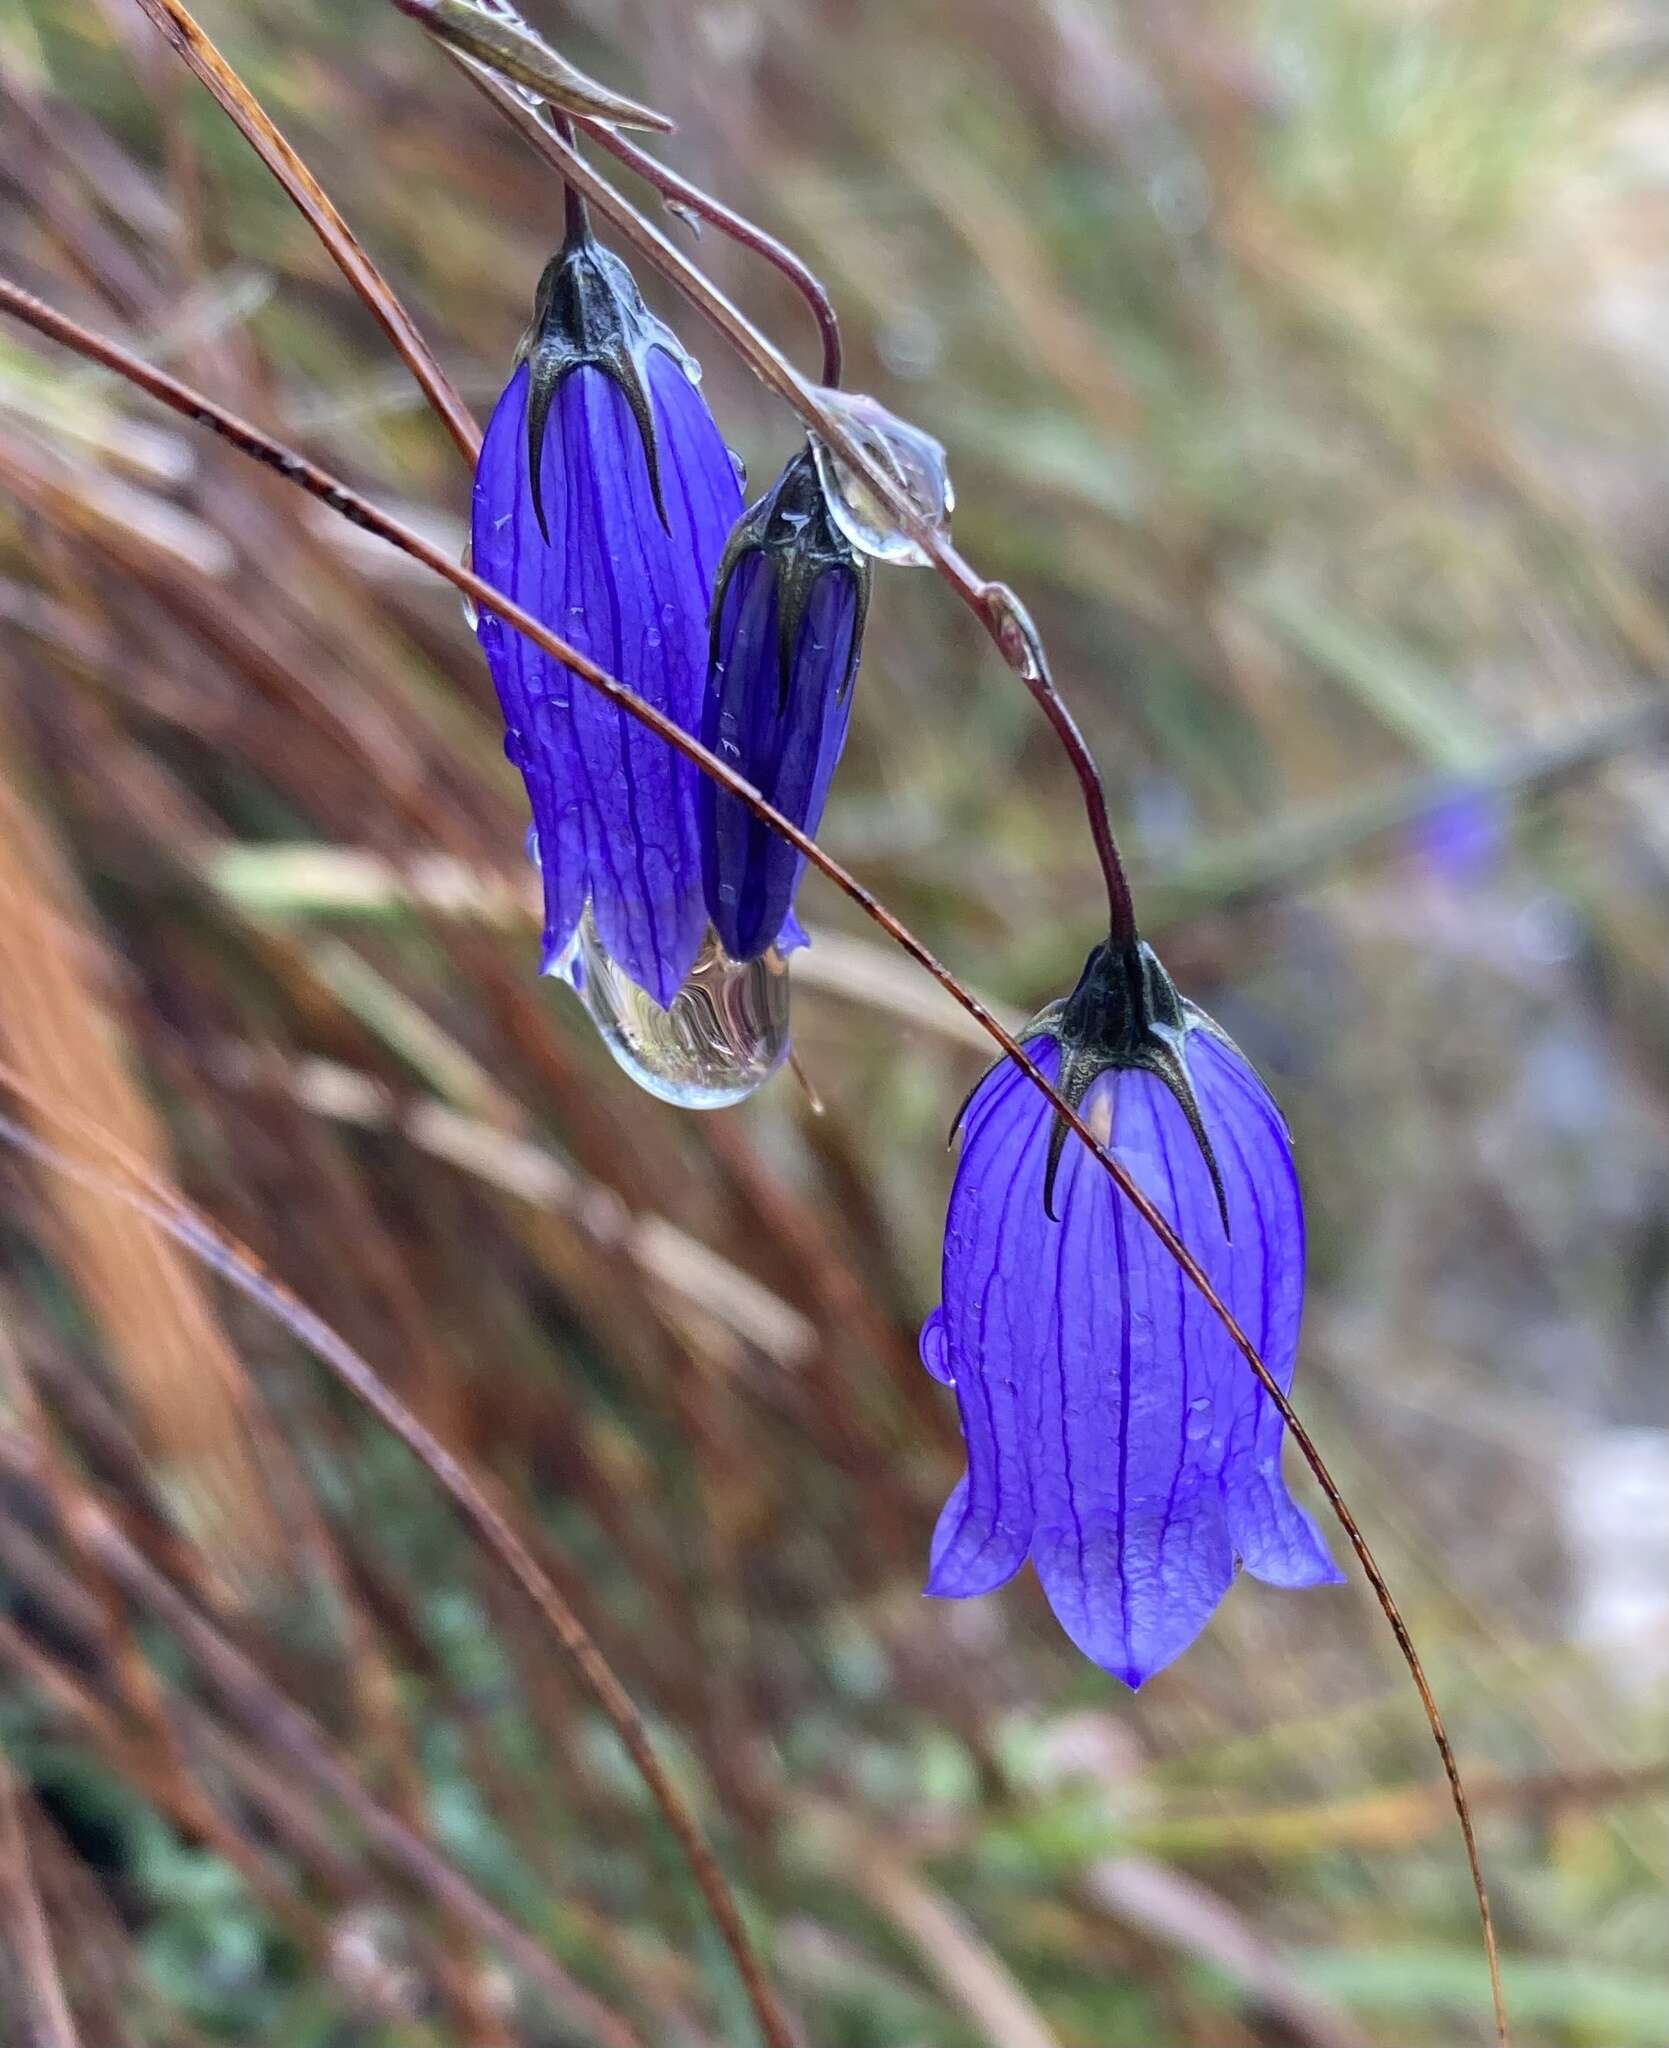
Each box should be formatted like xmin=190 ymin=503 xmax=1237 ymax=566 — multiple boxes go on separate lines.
xmin=807 ymin=388 xmax=953 ymax=566
xmin=554 ymin=912 xmax=791 ymax=1108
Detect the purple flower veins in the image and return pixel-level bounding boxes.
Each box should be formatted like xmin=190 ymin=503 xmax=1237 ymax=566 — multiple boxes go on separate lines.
xmin=920 ymin=940 xmax=1342 ymax=1686
xmin=471 ymin=215 xmax=743 ymax=1007
xmin=700 ymin=442 xmax=869 ymax=962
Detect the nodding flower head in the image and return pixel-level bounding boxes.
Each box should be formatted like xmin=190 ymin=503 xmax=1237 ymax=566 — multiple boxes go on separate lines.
xmin=471 ymin=203 xmax=744 ymax=1008
xmin=699 ymin=444 xmax=870 ymax=962
xmin=920 ymin=939 xmax=1342 ymax=1687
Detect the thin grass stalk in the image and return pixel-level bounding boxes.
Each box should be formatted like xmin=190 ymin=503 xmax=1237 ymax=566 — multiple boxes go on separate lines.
xmin=129 ymin=0 xmax=481 ymax=463
xmin=0 ymin=1096 xmax=767 ymax=2048
xmin=0 ymin=1424 xmax=649 ymax=2048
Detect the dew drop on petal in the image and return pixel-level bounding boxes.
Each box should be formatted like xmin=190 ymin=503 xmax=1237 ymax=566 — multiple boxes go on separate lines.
xmin=554 ymin=911 xmax=792 ymax=1108
xmin=919 ymin=1307 xmax=954 ymax=1386
xmin=1185 ymin=1397 xmax=1212 ymax=1443
xmin=807 ymin=388 xmax=953 ymax=566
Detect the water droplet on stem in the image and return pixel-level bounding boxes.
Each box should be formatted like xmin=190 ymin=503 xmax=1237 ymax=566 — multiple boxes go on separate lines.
xmin=807 ymin=388 xmax=953 ymax=566
xmin=986 ymin=583 xmax=1047 ymax=682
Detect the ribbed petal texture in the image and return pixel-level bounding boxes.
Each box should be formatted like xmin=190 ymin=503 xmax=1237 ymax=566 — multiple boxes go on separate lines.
xmin=922 ymin=1029 xmax=1340 ymax=1687
xmin=473 ymin=354 xmax=743 ymax=1005
xmin=700 ymin=557 xmax=860 ymax=961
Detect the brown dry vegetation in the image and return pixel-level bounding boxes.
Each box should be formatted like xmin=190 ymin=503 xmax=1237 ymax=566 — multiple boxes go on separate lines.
xmin=0 ymin=1 xmax=1665 ymax=2043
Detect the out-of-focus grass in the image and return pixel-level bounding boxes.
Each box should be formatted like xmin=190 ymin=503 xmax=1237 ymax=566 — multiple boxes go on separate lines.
xmin=0 ymin=0 xmax=1664 ymax=2043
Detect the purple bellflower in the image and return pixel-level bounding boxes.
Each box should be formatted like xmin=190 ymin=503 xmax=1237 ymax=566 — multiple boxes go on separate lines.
xmin=920 ymin=939 xmax=1341 ymax=1687
xmin=471 ymin=203 xmax=744 ymax=1006
xmin=699 ymin=444 xmax=870 ymax=961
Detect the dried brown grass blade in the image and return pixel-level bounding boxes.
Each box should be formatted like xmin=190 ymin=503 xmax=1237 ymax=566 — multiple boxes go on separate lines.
xmin=808 ymin=1805 xmax=1062 ymax=2048
xmin=0 ymin=1079 xmax=795 ymax=2048
xmin=0 ymin=685 xmax=284 ymax=1582
xmin=0 ymin=1433 xmax=645 ymax=2048
xmin=129 ymin=0 xmax=481 ymax=463
xmin=391 ymin=0 xmax=672 ymax=132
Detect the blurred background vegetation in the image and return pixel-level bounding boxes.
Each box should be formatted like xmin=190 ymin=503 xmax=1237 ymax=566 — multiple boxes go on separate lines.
xmin=0 ymin=0 xmax=1665 ymax=2042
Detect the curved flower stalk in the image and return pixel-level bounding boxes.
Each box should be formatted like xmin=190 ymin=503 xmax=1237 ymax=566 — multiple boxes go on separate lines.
xmin=471 ymin=201 xmax=743 ymax=1006
xmin=700 ymin=443 xmax=869 ymax=961
xmin=921 ymin=939 xmax=1341 ymax=1686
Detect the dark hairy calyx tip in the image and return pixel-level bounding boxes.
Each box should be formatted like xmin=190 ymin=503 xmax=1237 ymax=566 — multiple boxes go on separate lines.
xmin=1025 ymin=940 xmax=1231 ymax=1238
xmin=519 ymin=217 xmax=677 ymax=545
xmin=710 ymin=442 xmax=871 ymax=706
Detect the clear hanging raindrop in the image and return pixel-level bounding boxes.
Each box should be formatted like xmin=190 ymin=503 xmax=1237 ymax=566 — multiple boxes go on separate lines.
xmin=552 ymin=911 xmax=792 ymax=1108
xmin=807 ymin=388 xmax=953 ymax=567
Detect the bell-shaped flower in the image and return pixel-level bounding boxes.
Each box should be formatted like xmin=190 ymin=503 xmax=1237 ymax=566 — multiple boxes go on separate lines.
xmin=920 ymin=939 xmax=1342 ymax=1687
xmin=698 ymin=444 xmax=869 ymax=961
xmin=471 ymin=202 xmax=743 ymax=1005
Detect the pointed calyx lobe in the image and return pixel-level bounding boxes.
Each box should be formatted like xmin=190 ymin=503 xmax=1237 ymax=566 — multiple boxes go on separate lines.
xmin=520 ymin=214 xmax=686 ymax=542
xmin=699 ymin=444 xmax=871 ymax=962
xmin=471 ymin=213 xmax=743 ymax=1007
xmin=1030 ymin=939 xmax=1229 ymax=1231
xmin=920 ymin=939 xmax=1341 ymax=1687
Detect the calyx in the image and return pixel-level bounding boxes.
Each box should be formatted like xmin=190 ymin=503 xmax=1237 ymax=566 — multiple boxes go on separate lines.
xmin=1024 ymin=939 xmax=1230 ymax=1232
xmin=709 ymin=444 xmax=870 ymax=707
xmin=519 ymin=209 xmax=687 ymax=542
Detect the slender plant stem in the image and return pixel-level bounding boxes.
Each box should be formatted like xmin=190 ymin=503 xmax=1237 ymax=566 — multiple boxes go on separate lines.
xmin=131 ymin=0 xmax=482 ymax=465
xmin=0 ymin=272 xmax=1506 ymax=2048
xmin=586 ymin=125 xmax=843 ymax=388
xmin=440 ymin=0 xmax=843 ymax=384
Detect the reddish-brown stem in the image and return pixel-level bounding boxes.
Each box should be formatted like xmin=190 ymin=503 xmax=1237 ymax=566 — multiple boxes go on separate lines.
xmin=0 ymin=1080 xmax=753 ymax=2048
xmin=432 ymin=0 xmax=843 ymax=385
xmin=586 ymin=125 xmax=843 ymax=388
xmin=0 ymin=1420 xmax=644 ymax=2048
xmin=0 ymin=272 xmax=1506 ymax=2048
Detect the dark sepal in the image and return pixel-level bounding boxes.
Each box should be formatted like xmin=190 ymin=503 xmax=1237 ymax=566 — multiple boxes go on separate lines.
xmin=518 ymin=208 xmax=685 ymax=543
xmin=1032 ymin=938 xmax=1230 ymax=1234
xmin=709 ymin=443 xmax=871 ymax=707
